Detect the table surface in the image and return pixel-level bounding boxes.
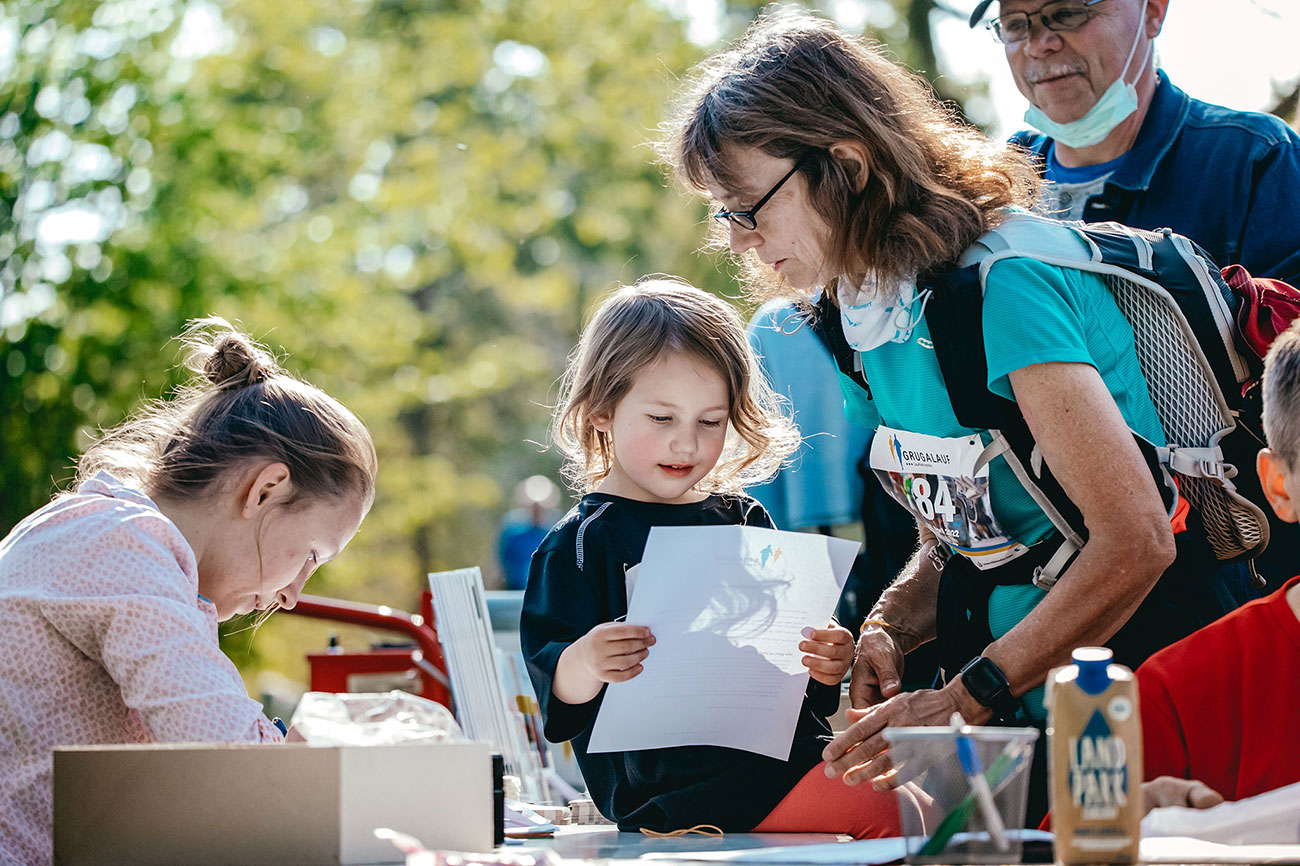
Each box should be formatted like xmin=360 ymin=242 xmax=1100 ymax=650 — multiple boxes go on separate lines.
xmin=535 ymin=825 xmax=845 ymax=861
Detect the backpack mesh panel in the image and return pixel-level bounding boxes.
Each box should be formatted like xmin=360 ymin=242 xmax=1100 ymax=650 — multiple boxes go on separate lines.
xmin=1104 ymin=273 xmax=1266 ymax=561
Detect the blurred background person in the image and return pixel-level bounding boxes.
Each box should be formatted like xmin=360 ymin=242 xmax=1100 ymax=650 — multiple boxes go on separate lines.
xmin=747 ymin=301 xmax=870 ymax=615
xmin=497 ymin=475 xmax=562 ymax=590
xmin=746 ymin=302 xmax=919 ymax=633
xmin=748 ymin=301 xmax=938 ymax=692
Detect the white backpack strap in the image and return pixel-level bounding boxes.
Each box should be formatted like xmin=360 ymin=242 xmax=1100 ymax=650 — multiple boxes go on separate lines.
xmin=959 ymin=211 xmax=1098 ymax=276
xmin=1157 ymin=445 xmax=1234 ymax=483
xmin=972 ymin=436 xmax=1011 ymax=476
xmin=986 ymin=429 xmax=1087 ymax=580
xmin=1032 ymin=536 xmax=1081 ymax=590
xmin=957 ymin=228 xmax=1009 ymax=267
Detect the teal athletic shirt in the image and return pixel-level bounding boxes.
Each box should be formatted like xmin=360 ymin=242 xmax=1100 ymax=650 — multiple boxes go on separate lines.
xmin=835 ymin=252 xmax=1165 ymax=719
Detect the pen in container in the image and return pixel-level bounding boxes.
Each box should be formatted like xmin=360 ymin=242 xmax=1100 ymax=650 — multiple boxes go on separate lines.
xmin=272 ymin=717 xmax=288 ymax=736
xmin=951 ymin=712 xmax=1009 ymax=852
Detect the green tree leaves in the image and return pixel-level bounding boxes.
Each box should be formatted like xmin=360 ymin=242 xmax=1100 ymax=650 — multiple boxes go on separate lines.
xmin=2 ymin=0 xmax=977 ymax=681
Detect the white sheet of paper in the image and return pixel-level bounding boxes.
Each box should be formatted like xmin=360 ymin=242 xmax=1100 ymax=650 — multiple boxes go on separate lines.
xmin=586 ymin=525 xmax=859 ymax=760
xmin=642 ymin=830 xmax=1054 ymax=864
xmin=641 ymin=837 xmax=907 ymax=865
xmin=1139 ymin=837 xmax=1300 ymax=864
xmin=1141 ymin=780 xmax=1300 ymax=845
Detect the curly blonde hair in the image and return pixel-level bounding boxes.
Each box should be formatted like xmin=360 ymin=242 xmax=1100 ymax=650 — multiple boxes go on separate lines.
xmin=658 ymin=5 xmax=1038 ymax=303
xmin=553 ymin=278 xmax=799 ymax=495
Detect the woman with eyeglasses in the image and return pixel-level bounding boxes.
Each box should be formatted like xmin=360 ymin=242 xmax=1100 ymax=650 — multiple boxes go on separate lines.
xmin=659 ymin=5 xmax=1239 ymax=822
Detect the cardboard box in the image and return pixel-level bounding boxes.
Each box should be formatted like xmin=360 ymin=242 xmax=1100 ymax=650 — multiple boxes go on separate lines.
xmin=54 ymin=741 xmax=495 ymax=866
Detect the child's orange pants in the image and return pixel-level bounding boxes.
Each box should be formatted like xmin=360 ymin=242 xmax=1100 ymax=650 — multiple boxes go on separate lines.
xmin=752 ymin=760 xmax=904 ymax=840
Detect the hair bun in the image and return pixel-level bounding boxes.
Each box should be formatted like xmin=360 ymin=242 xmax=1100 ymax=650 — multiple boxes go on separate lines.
xmin=204 ymin=335 xmax=272 ymax=388
xmin=182 ymin=317 xmax=282 ymax=390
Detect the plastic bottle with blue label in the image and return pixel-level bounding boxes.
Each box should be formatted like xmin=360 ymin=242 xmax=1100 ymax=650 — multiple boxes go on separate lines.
xmin=1047 ymin=647 xmax=1142 ymax=864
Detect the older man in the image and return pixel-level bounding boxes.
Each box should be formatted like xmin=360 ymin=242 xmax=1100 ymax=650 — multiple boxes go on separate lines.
xmin=972 ymin=0 xmax=1300 ymax=587
xmin=970 ymin=0 xmax=1300 ymax=287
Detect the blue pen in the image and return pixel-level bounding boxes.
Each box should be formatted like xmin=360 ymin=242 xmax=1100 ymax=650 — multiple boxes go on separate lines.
xmin=952 ymin=713 xmax=1009 ymax=852
xmin=272 ymin=717 xmax=288 ymax=736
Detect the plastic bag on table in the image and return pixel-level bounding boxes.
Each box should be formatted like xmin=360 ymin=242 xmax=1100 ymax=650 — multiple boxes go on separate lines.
xmin=288 ymin=690 xmax=465 ymax=745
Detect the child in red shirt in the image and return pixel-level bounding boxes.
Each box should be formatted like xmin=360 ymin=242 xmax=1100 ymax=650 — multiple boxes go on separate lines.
xmin=1137 ymin=319 xmax=1300 ymax=807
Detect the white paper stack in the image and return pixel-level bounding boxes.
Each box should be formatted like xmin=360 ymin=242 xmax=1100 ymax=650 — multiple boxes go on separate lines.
xmin=428 ymin=567 xmax=546 ymax=800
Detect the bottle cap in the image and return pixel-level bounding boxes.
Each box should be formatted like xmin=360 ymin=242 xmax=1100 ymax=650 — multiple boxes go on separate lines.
xmin=1072 ymin=646 xmax=1113 ymax=695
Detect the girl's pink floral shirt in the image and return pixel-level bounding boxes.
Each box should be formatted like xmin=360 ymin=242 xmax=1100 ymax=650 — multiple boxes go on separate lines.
xmin=0 ymin=472 xmax=282 ymax=864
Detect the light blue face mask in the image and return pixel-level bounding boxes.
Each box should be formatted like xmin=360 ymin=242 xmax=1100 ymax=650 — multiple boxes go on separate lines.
xmin=838 ymin=273 xmax=930 ymax=352
xmin=1023 ymin=2 xmax=1152 ymax=148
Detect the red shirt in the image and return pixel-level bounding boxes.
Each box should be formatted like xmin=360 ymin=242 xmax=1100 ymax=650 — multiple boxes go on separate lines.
xmin=1137 ymin=576 xmax=1300 ymax=800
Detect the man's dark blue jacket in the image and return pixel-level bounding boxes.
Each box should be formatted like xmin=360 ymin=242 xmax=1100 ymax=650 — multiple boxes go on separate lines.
xmin=1012 ymin=70 xmax=1300 ymax=286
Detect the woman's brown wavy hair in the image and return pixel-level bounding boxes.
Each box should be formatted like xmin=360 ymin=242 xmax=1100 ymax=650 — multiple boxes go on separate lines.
xmin=659 ymin=4 xmax=1038 ymax=302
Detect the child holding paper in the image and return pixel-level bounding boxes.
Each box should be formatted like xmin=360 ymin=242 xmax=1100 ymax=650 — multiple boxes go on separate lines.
xmin=0 ymin=319 xmax=377 ymax=864
xmin=521 ymin=279 xmax=901 ymax=837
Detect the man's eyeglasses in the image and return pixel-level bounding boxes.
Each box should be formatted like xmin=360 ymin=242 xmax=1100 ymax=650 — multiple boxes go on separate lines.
xmin=711 ymin=160 xmax=804 ymax=232
xmin=988 ymin=0 xmax=1108 ymax=44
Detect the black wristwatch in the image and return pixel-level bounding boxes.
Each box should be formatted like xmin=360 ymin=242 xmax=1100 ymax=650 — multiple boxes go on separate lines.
xmin=958 ymin=656 xmax=1021 ymax=721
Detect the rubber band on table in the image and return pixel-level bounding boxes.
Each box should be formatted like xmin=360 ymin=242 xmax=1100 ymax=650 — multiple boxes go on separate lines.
xmin=639 ymin=824 xmax=724 ymax=838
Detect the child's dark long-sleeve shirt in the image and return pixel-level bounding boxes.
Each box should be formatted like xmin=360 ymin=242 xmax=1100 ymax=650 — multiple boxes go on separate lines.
xmin=520 ymin=492 xmax=839 ymax=833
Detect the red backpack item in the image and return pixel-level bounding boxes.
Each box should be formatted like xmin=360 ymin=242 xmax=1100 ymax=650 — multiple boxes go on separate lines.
xmin=1222 ymin=263 xmax=1300 ymax=441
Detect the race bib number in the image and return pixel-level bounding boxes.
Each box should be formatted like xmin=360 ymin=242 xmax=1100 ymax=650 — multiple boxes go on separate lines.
xmin=869 ymin=427 xmax=1028 ymax=569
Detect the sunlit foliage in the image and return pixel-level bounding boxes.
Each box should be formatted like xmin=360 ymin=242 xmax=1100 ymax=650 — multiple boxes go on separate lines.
xmin=1 ymin=0 xmax=988 ymax=684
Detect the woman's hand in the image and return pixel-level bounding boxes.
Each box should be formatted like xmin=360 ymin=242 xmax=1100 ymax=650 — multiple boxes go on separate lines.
xmin=821 ymin=687 xmax=971 ymax=787
xmin=800 ymin=623 xmax=855 ymax=686
xmin=1142 ymin=777 xmax=1225 ymax=815
xmin=553 ymin=623 xmax=655 ymax=704
xmin=849 ymin=624 xmax=906 ymax=707
xmin=846 ymin=532 xmax=945 ymax=707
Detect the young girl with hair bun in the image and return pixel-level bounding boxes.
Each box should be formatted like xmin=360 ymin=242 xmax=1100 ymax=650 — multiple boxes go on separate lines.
xmin=0 ymin=318 xmax=377 ymax=864
xmin=521 ymin=278 xmax=902 ymax=838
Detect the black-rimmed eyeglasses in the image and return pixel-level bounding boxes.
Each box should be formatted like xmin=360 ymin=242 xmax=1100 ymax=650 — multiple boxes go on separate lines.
xmin=988 ymin=0 xmax=1109 ymax=44
xmin=711 ymin=160 xmax=803 ymax=232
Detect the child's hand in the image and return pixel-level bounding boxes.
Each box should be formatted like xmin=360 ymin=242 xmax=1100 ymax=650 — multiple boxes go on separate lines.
xmin=553 ymin=622 xmax=657 ymax=705
xmin=577 ymin=622 xmax=656 ymax=683
xmin=800 ymin=622 xmax=855 ymax=686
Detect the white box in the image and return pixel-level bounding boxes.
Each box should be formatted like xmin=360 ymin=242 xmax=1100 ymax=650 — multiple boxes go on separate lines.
xmin=53 ymin=741 xmax=495 ymax=865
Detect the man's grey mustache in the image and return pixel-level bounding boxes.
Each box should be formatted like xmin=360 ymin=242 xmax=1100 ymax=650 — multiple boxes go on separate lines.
xmin=1025 ymin=65 xmax=1087 ymax=84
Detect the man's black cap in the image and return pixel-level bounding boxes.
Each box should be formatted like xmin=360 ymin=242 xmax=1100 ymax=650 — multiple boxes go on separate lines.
xmin=969 ymin=0 xmax=996 ymax=27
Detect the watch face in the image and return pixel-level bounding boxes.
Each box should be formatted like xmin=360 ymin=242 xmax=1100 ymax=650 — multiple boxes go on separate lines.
xmin=962 ymin=656 xmax=1014 ymax=713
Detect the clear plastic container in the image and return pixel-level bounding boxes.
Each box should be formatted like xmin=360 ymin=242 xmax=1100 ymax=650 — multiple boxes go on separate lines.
xmin=882 ymin=724 xmax=1040 ymax=864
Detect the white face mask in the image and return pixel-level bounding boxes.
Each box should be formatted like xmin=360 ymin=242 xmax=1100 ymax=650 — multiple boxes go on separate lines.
xmin=838 ymin=272 xmax=930 ymax=352
xmin=1023 ymin=1 xmax=1152 ymax=149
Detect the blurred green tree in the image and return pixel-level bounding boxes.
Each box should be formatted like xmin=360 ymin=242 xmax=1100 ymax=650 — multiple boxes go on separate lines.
xmin=0 ymin=0 xmax=719 ymax=679
xmin=1 ymin=0 xmax=994 ymax=684
xmin=1 ymin=0 xmax=244 ymax=529
xmin=714 ymin=0 xmax=992 ymax=121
